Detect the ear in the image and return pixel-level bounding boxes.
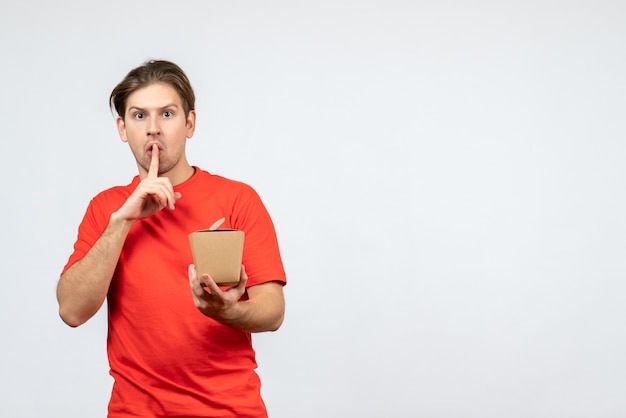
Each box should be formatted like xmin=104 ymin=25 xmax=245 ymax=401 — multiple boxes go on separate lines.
xmin=116 ymin=116 xmax=128 ymax=143
xmin=186 ymin=110 xmax=197 ymax=139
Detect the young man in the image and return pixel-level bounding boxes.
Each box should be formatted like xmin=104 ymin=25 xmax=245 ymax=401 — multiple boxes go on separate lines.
xmin=57 ymin=60 xmax=286 ymax=417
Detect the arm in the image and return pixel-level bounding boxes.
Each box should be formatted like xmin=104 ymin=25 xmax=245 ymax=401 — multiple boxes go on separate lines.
xmin=189 ymin=265 xmax=285 ymax=333
xmin=56 ymin=213 xmax=133 ymax=327
xmin=57 ymin=145 xmax=180 ymax=327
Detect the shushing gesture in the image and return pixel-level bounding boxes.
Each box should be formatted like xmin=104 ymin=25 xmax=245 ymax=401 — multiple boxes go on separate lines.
xmin=116 ymin=144 xmax=181 ymax=222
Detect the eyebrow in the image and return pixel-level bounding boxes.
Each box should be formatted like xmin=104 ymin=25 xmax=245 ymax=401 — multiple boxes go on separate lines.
xmin=127 ymin=103 xmax=180 ymax=112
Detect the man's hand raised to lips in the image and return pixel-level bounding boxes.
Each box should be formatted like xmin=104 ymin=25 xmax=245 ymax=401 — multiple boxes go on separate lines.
xmin=114 ymin=144 xmax=182 ymax=222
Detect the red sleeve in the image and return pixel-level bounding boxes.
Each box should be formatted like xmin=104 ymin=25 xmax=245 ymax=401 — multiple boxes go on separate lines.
xmin=61 ymin=194 xmax=118 ymax=275
xmin=232 ymin=186 xmax=286 ymax=288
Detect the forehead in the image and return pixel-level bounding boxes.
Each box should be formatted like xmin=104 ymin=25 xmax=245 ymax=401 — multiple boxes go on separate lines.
xmin=126 ymin=82 xmax=182 ymax=110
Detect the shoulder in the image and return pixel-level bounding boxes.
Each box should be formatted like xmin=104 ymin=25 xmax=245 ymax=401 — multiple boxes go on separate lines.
xmin=191 ymin=168 xmax=260 ymax=196
xmin=89 ymin=177 xmax=139 ymax=209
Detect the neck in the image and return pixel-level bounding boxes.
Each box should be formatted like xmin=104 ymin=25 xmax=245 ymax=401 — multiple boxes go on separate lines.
xmin=166 ymin=164 xmax=196 ymax=186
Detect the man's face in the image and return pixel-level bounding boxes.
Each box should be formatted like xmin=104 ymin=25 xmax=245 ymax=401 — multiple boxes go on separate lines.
xmin=117 ymin=82 xmax=196 ymax=179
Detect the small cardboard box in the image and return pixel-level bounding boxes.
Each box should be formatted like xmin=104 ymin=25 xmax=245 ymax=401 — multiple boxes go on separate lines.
xmin=188 ymin=229 xmax=245 ymax=287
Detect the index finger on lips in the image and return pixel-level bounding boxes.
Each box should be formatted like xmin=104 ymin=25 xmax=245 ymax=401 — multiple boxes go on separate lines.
xmin=148 ymin=144 xmax=159 ymax=179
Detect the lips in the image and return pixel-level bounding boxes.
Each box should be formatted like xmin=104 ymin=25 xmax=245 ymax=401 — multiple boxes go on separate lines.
xmin=146 ymin=142 xmax=163 ymax=156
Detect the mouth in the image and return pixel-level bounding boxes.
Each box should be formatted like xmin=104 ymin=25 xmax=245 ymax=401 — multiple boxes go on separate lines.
xmin=146 ymin=142 xmax=163 ymax=157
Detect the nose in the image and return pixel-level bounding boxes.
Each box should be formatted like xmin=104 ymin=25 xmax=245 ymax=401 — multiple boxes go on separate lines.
xmin=147 ymin=117 xmax=161 ymax=136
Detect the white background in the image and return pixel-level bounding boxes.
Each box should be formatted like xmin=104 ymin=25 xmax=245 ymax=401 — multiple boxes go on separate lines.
xmin=1 ymin=1 xmax=625 ymax=417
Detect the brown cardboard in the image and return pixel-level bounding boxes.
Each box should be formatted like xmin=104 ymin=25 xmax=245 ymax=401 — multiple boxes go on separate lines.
xmin=188 ymin=229 xmax=245 ymax=287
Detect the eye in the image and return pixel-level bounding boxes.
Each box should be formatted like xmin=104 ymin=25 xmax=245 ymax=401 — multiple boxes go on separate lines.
xmin=133 ymin=112 xmax=144 ymax=120
xmin=163 ymin=110 xmax=173 ymax=118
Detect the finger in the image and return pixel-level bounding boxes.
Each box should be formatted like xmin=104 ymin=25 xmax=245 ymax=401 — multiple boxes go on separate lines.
xmin=166 ymin=191 xmax=181 ymax=211
xmin=190 ymin=268 xmax=213 ymax=309
xmin=147 ymin=182 xmax=177 ymax=210
xmin=201 ymin=273 xmax=222 ymax=296
xmin=156 ymin=182 xmax=180 ymax=210
xmin=148 ymin=144 xmax=159 ymax=179
xmin=188 ymin=264 xmax=197 ymax=283
xmin=235 ymin=265 xmax=248 ymax=290
xmin=188 ymin=264 xmax=198 ymax=287
xmin=188 ymin=265 xmax=204 ymax=294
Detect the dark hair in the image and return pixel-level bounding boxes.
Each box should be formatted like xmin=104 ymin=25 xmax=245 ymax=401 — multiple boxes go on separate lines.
xmin=109 ymin=59 xmax=195 ymax=120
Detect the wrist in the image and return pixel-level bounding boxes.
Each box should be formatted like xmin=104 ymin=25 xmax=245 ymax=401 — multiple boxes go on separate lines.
xmin=217 ymin=301 xmax=248 ymax=327
xmin=109 ymin=211 xmax=135 ymax=231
